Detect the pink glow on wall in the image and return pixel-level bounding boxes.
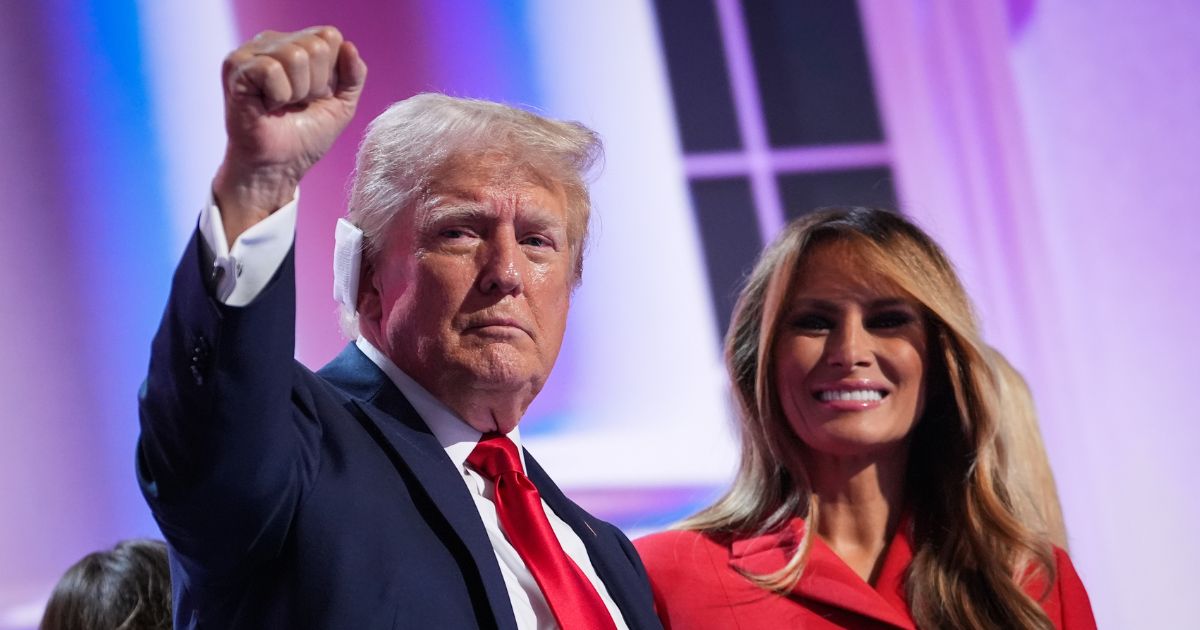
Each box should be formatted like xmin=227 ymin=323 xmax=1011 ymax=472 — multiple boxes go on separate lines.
xmin=1009 ymin=2 xmax=1200 ymax=626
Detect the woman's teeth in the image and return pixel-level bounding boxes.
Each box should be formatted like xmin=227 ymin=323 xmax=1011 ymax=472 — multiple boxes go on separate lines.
xmin=817 ymin=389 xmax=884 ymax=402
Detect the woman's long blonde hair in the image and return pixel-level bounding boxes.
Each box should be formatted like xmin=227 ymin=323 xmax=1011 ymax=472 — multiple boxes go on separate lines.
xmin=681 ymin=207 xmax=1058 ymax=629
xmin=989 ymin=349 xmax=1069 ymax=549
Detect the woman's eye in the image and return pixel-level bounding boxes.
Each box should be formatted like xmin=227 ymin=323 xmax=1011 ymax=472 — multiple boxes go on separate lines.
xmin=867 ymin=311 xmax=914 ymax=329
xmin=792 ymin=314 xmax=833 ymax=331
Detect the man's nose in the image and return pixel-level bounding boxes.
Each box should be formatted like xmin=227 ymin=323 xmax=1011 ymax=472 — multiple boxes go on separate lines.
xmin=478 ymin=234 xmax=523 ymax=296
xmin=824 ymin=320 xmax=873 ymax=369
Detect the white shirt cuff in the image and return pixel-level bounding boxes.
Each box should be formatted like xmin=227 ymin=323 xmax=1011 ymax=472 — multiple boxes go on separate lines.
xmin=198 ymin=189 xmax=299 ymax=307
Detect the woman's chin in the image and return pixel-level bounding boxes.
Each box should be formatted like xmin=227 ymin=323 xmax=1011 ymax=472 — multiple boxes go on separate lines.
xmin=799 ymin=430 xmax=911 ymax=461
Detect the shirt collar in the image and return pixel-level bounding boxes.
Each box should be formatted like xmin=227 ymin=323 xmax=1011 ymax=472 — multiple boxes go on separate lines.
xmin=354 ymin=337 xmax=526 ymax=471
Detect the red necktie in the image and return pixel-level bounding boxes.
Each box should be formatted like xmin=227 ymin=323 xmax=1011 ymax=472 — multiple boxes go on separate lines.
xmin=467 ymin=433 xmax=618 ymax=630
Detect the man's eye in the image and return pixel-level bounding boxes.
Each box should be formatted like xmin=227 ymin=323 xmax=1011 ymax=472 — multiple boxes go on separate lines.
xmin=441 ymin=228 xmax=471 ymax=239
xmin=521 ymin=235 xmax=551 ymax=248
xmin=867 ymin=311 xmax=914 ymax=329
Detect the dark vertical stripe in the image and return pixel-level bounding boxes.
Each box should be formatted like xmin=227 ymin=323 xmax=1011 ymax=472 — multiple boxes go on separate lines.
xmin=652 ymin=0 xmax=743 ymax=152
xmin=744 ymin=0 xmax=885 ymax=146
xmin=689 ymin=177 xmax=762 ymax=338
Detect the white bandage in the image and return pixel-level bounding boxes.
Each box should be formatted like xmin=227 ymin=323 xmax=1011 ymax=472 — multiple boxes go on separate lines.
xmin=333 ymin=218 xmax=364 ymax=311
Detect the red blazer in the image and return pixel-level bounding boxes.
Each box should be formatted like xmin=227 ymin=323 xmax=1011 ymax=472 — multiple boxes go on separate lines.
xmin=635 ymin=519 xmax=1095 ymax=629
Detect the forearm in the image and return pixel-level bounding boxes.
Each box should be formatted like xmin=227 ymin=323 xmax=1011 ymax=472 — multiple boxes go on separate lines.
xmin=137 ymin=23 xmax=363 ymax=581
xmin=138 ymin=229 xmax=317 ymax=578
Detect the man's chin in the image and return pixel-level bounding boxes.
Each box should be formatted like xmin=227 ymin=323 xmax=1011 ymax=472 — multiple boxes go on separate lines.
xmin=463 ymin=346 xmax=545 ymax=382
xmin=462 ymin=414 xmax=522 ymax=435
xmin=440 ymin=360 xmax=543 ymax=435
xmin=464 ymin=367 xmax=541 ymax=393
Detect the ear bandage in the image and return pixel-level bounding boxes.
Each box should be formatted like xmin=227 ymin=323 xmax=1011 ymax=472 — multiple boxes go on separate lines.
xmin=333 ymin=218 xmax=364 ymax=311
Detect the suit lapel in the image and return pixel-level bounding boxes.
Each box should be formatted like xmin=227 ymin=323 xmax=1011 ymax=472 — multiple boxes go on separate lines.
xmin=728 ymin=519 xmax=916 ymax=630
xmin=523 ymin=452 xmax=658 ymax=630
xmin=319 ymin=344 xmax=519 ymax=630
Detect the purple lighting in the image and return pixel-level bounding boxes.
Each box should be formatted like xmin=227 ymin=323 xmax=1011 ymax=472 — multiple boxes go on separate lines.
xmin=684 ymin=143 xmax=891 ymax=179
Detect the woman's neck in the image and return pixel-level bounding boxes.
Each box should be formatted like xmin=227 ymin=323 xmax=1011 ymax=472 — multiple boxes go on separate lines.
xmin=805 ymin=444 xmax=908 ymax=584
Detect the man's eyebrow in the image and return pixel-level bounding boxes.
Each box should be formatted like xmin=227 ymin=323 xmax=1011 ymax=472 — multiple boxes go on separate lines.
xmin=415 ymin=195 xmax=568 ymax=233
xmin=417 ymin=201 xmax=491 ymax=230
xmin=517 ymin=205 xmax=569 ymax=230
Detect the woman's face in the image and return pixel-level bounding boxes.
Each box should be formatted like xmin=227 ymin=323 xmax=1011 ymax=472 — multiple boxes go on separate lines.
xmin=773 ymin=240 xmax=929 ymax=459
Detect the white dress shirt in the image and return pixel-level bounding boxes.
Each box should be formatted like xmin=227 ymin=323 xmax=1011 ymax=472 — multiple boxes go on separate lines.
xmin=197 ymin=196 xmax=628 ymax=630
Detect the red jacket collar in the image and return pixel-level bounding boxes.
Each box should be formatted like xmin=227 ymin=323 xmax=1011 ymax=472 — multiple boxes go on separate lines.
xmin=728 ymin=517 xmax=917 ymax=630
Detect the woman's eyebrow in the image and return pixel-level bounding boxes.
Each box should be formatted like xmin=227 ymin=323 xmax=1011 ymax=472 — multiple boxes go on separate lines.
xmin=788 ymin=296 xmax=911 ymax=310
xmin=788 ymin=298 xmax=840 ymax=311
xmin=870 ymin=298 xmax=913 ymax=309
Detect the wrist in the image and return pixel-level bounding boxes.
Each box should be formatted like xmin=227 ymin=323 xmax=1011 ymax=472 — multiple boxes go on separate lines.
xmin=213 ymin=160 xmax=300 ymax=243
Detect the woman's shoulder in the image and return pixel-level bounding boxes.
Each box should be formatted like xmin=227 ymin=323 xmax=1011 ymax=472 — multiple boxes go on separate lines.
xmin=1021 ymin=546 xmax=1096 ymax=629
xmin=634 ymin=529 xmax=733 ymax=576
xmin=635 ymin=528 xmax=727 ymax=555
xmin=634 ymin=529 xmax=757 ymax=629
xmin=1048 ymin=546 xmax=1097 ymax=629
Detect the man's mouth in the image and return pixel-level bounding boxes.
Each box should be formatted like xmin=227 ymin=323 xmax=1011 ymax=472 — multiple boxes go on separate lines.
xmin=465 ymin=318 xmax=531 ymax=337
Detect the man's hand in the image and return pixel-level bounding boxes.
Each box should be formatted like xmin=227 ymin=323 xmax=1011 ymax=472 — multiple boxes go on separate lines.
xmin=213 ymin=26 xmax=367 ymax=244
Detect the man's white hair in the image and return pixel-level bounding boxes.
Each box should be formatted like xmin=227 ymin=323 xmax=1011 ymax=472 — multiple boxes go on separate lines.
xmin=340 ymin=93 xmax=603 ymax=337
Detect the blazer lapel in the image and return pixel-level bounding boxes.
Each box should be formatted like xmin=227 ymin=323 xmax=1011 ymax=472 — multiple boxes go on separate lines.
xmin=523 ymin=452 xmax=659 ymax=630
xmin=728 ymin=519 xmax=916 ymax=630
xmin=319 ymin=344 xmax=519 ymax=630
xmin=872 ymin=518 xmax=916 ymax=627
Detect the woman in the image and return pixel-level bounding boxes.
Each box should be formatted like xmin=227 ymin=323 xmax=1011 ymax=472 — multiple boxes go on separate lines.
xmin=635 ymin=207 xmax=1094 ymax=629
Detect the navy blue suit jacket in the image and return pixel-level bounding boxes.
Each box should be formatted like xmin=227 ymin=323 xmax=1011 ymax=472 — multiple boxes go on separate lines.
xmin=137 ymin=231 xmax=662 ymax=629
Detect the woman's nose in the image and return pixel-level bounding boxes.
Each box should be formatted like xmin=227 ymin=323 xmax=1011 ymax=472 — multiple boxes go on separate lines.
xmin=824 ymin=320 xmax=873 ymax=368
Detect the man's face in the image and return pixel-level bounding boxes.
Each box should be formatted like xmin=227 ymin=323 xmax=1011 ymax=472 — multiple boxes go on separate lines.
xmin=362 ymin=158 xmax=575 ymax=433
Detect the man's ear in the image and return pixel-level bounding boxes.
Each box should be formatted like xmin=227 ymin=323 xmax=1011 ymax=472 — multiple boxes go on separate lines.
xmin=356 ymin=258 xmax=382 ymax=326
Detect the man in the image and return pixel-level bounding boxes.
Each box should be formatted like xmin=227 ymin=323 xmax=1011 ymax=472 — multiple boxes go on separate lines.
xmin=137 ymin=26 xmax=661 ymax=629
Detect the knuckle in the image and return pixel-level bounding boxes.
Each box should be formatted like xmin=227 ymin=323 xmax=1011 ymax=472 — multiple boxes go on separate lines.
xmin=312 ymin=25 xmax=342 ymax=42
xmin=252 ymin=29 xmax=280 ymax=43
xmin=257 ymin=55 xmax=285 ymax=77
xmin=223 ymin=49 xmax=252 ymax=71
xmin=301 ymin=35 xmax=331 ymax=59
xmin=275 ymin=43 xmax=308 ymax=69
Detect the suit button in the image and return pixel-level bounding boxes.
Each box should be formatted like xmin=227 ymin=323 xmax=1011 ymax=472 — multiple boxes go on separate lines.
xmin=190 ymin=335 xmax=209 ymax=385
xmin=190 ymin=364 xmax=204 ymax=386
